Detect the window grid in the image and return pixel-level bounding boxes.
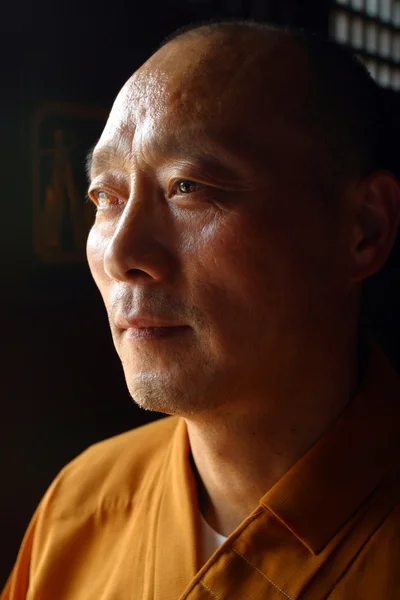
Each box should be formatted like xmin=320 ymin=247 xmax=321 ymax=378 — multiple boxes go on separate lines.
xmin=330 ymin=0 xmax=400 ymax=90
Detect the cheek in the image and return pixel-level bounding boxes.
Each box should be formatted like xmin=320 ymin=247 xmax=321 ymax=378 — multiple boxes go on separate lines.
xmin=181 ymin=207 xmax=338 ymax=328
xmin=181 ymin=212 xmax=268 ymax=293
xmin=86 ymin=225 xmax=110 ymax=297
xmin=179 ymin=214 xmax=272 ymax=326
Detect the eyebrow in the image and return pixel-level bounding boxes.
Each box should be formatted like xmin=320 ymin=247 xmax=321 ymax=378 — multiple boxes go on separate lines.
xmin=86 ymin=137 xmax=256 ymax=185
xmin=85 ymin=145 xmax=96 ymax=182
xmin=87 ymin=137 xmax=190 ymax=176
xmin=86 ymin=145 xmax=126 ymax=182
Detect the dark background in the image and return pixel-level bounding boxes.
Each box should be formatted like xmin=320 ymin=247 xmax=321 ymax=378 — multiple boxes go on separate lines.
xmin=1 ymin=0 xmax=399 ymax=587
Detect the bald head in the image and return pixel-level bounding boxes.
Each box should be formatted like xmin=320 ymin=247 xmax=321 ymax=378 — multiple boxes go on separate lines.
xmin=151 ymin=23 xmax=313 ymax=129
xmin=89 ymin=21 xmax=389 ymax=210
xmin=96 ymin=24 xmax=323 ymax=201
xmin=155 ymin=21 xmax=387 ymax=193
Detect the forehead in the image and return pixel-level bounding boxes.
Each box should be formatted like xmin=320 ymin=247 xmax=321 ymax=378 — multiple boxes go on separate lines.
xmin=94 ymin=34 xmax=315 ymax=174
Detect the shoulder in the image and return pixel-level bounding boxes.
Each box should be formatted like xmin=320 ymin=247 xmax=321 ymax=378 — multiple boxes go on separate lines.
xmin=332 ymin=479 xmax=400 ymax=598
xmin=364 ymin=495 xmax=400 ymax=556
xmin=75 ymin=414 xmax=180 ymax=469
xmin=41 ymin=416 xmax=182 ymax=520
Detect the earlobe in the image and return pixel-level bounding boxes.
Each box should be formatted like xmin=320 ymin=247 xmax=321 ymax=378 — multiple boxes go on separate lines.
xmin=351 ymin=171 xmax=400 ymax=283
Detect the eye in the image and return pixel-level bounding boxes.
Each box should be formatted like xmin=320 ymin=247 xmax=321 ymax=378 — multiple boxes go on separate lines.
xmin=90 ymin=189 xmax=121 ymax=207
xmin=177 ymin=180 xmax=201 ymax=194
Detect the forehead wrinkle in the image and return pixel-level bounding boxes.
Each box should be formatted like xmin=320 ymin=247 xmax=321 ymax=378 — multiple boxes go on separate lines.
xmin=93 ymin=31 xmax=316 ymax=185
xmin=131 ymin=105 xmax=267 ymax=181
xmin=91 ymin=122 xmax=260 ymax=188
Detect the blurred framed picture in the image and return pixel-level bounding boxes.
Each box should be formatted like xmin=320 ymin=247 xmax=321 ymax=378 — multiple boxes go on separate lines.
xmin=32 ymin=101 xmax=108 ymax=264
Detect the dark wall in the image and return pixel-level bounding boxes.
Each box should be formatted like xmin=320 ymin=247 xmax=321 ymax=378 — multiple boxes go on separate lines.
xmin=1 ymin=0 xmax=398 ymax=588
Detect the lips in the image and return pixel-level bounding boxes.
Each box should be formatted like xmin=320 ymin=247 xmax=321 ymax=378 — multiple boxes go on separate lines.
xmin=114 ymin=314 xmax=187 ymax=331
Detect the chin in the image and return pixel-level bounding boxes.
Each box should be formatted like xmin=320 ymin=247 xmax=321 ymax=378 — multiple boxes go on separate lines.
xmin=125 ymin=370 xmax=217 ymax=418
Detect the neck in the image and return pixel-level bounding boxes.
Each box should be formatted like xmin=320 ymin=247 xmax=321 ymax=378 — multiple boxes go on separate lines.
xmin=186 ymin=328 xmax=363 ymax=537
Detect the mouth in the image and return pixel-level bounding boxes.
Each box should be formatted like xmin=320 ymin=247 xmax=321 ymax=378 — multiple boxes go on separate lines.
xmin=114 ymin=311 xmax=191 ymax=342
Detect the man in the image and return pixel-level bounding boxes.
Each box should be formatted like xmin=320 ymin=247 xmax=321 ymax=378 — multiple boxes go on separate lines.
xmin=2 ymin=20 xmax=400 ymax=599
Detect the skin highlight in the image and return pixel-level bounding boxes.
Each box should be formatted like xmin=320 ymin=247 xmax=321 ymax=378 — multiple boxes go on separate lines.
xmin=87 ymin=27 xmax=400 ymax=536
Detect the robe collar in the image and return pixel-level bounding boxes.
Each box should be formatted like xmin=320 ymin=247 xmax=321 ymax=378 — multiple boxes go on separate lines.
xmin=260 ymin=343 xmax=400 ymax=554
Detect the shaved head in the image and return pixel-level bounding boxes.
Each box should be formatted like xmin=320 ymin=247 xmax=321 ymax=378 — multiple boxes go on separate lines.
xmin=89 ymin=20 xmax=388 ymax=207
xmin=159 ymin=21 xmax=387 ymax=195
xmin=110 ymin=24 xmax=333 ymax=213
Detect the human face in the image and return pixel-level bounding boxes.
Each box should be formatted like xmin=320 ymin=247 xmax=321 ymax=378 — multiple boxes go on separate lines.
xmin=86 ymin=36 xmax=348 ymax=417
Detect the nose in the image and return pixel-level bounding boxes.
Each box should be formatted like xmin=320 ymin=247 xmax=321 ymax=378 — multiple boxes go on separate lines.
xmin=103 ymin=186 xmax=175 ymax=284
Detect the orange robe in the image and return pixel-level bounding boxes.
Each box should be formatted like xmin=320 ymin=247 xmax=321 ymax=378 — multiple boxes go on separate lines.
xmin=2 ymin=345 xmax=400 ymax=599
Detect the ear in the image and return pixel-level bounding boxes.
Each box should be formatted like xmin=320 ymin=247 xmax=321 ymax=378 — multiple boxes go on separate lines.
xmin=351 ymin=171 xmax=400 ymax=283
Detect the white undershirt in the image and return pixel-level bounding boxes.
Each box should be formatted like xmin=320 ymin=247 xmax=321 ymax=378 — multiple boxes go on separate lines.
xmin=199 ymin=512 xmax=228 ymax=564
